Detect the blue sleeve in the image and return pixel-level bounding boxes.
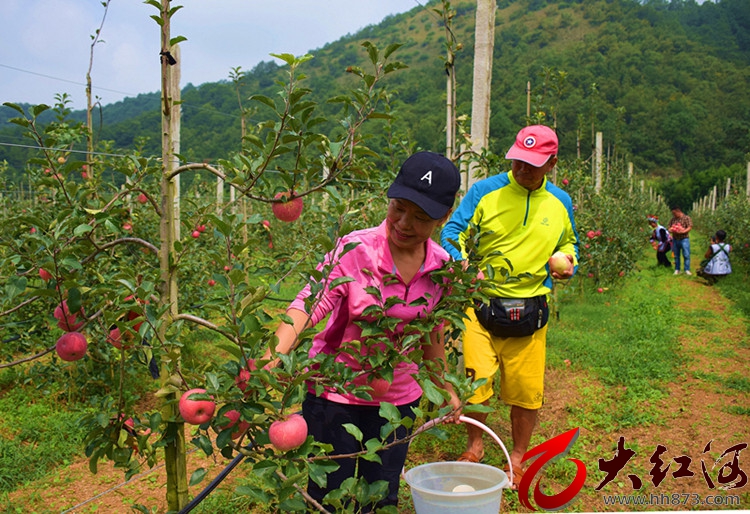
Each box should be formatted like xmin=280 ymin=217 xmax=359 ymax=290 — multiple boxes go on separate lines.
xmin=440 ymin=183 xmax=484 ymax=260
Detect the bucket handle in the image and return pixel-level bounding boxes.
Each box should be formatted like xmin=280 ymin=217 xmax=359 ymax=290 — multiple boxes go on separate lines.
xmin=404 ymin=414 xmax=514 ymax=487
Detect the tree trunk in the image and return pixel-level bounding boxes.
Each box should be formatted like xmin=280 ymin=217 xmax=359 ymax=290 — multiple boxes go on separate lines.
xmin=158 ymin=1 xmax=188 ymax=510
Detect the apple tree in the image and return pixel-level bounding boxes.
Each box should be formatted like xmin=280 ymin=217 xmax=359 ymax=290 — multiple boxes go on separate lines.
xmin=0 ymin=24 xmax=483 ymax=512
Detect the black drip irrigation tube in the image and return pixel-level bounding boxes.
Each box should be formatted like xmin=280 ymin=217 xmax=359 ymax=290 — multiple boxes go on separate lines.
xmin=177 ymin=443 xmax=253 ymax=514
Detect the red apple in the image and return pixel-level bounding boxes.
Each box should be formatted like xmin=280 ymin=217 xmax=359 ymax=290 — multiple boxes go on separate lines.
xmin=235 ymin=368 xmax=251 ymax=393
xmin=191 ymin=230 xmax=200 ymax=238
xmin=108 ymin=326 xmax=135 ymax=349
xmin=197 ymin=224 xmax=207 ymax=233
xmin=597 ymin=287 xmax=604 ymax=293
xmin=548 ymin=251 xmax=571 ymax=275
xmin=123 ymin=416 xmax=151 ymax=437
xmin=29 ymin=227 xmax=37 ymax=234
xmin=269 ymin=414 xmax=308 ymax=451
xmin=56 ymin=332 xmax=88 ymax=361
xmin=272 ymin=192 xmax=304 ymax=222
xmin=262 ymin=219 xmax=271 ymax=230
xmin=39 ymin=268 xmax=53 ymax=281
xmin=179 ymin=388 xmax=216 ymax=425
xmin=223 ymin=265 xmax=231 ymax=272
xmin=368 ymin=377 xmax=391 ymax=397
xmin=562 ymin=178 xmax=569 ymax=186
xmin=123 ymin=416 xmax=136 ymax=435
xmin=217 ymin=410 xmax=251 ymax=440
xmin=586 ymin=230 xmax=596 ymax=239
xmin=207 ymin=279 xmax=216 ymax=287
xmin=107 ymin=327 xmax=123 ymax=349
xmin=137 ymin=193 xmax=148 ymax=204
xmin=123 ymin=222 xmax=133 ymax=231
xmin=54 ymin=300 xmax=85 ymax=331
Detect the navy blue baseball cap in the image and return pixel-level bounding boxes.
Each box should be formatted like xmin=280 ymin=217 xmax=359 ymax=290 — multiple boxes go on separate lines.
xmin=387 ymin=151 xmax=461 ymax=219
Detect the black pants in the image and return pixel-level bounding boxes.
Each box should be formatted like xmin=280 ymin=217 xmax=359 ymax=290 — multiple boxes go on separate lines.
xmin=656 ymin=250 xmax=671 ymax=267
xmin=302 ymin=393 xmax=420 ymax=511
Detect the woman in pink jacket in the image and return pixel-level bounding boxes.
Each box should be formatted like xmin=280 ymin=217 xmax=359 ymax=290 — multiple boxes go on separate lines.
xmin=266 ymin=151 xmax=462 ymax=511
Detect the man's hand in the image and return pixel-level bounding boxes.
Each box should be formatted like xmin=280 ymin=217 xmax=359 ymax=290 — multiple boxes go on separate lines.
xmin=549 ymin=252 xmax=574 ymax=280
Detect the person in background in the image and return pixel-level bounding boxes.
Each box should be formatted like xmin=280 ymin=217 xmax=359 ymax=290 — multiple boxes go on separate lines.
xmin=668 ymin=205 xmax=693 ymax=275
xmin=697 ymin=229 xmax=732 ymax=284
xmin=264 ymin=151 xmax=462 ymax=512
xmin=648 ymin=215 xmax=672 ymax=268
xmin=440 ymin=125 xmax=579 ymax=490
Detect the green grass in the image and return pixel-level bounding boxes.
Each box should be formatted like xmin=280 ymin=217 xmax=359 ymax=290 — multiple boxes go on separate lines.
xmin=0 ymin=383 xmax=92 ymax=493
xmin=547 ymin=270 xmax=684 ymax=429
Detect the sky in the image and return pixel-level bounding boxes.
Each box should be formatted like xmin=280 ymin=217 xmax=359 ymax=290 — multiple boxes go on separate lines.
xmin=0 ymin=0 xmax=422 ymax=111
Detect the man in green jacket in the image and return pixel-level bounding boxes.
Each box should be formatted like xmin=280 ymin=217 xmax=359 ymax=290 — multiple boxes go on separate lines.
xmin=441 ymin=125 xmax=579 ymax=488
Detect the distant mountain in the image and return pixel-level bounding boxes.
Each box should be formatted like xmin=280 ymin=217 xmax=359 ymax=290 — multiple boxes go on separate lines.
xmin=2 ymin=0 xmax=749 ymax=207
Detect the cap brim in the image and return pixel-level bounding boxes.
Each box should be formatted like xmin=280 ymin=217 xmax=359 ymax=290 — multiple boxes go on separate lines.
xmin=505 ymin=147 xmax=551 ymax=167
xmin=387 ymin=183 xmax=449 ymax=219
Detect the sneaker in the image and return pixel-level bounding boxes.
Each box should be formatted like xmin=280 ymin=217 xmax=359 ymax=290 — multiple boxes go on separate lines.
xmin=674 ymin=270 xmax=681 ymax=275
xmin=685 ymin=270 xmax=692 ymax=276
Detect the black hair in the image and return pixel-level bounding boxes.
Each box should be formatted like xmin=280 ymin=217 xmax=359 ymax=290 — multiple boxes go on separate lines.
xmin=715 ymin=230 xmax=726 ymax=242
xmin=669 ymin=205 xmax=681 ymax=211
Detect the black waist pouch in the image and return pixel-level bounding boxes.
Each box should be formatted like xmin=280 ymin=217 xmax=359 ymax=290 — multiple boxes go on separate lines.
xmin=474 ymin=296 xmax=549 ymax=338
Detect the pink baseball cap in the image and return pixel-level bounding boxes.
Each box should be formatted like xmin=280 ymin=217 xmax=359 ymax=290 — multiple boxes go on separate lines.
xmin=505 ymin=125 xmax=558 ymax=167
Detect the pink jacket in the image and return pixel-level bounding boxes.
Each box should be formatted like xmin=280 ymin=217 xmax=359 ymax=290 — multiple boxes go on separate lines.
xmin=289 ymin=221 xmax=449 ymax=406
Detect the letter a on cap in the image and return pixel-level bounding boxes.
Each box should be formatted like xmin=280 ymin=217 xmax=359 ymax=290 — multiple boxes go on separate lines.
xmin=420 ymin=170 xmax=433 ymax=186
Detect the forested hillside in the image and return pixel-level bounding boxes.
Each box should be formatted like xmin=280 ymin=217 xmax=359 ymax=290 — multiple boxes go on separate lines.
xmin=2 ymin=0 xmax=749 ymax=207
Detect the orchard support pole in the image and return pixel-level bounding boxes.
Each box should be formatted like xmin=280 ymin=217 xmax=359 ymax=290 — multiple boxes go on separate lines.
xmin=158 ymin=1 xmax=188 ymax=510
xmin=171 ymin=45 xmax=181 ymax=240
xmin=594 ymin=131 xmax=603 ymax=193
xmin=466 ymin=0 xmax=495 ymax=189
xmin=628 ymin=162 xmax=633 ymax=195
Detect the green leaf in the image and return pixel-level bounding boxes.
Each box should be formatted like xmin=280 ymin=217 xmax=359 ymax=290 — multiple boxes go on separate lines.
xmin=189 ymin=467 xmax=207 ymax=486
xmin=308 ymin=459 xmax=339 ymax=488
xmin=342 ymin=423 xmax=363 ymax=442
xmin=269 ymin=53 xmax=296 ymax=66
xmin=61 ymin=257 xmax=83 ymax=272
xmin=383 ymin=43 xmax=403 ymax=59
xmin=330 ymin=276 xmax=355 ymax=288
xmin=195 ymin=434 xmax=214 ymax=456
xmin=249 ymin=94 xmax=276 ymax=110
xmin=419 ymin=379 xmax=446 ymax=405
xmin=2 ymin=102 xmax=25 ymax=114
xmin=4 ymin=276 xmax=27 ymax=302
xmin=32 ymin=104 xmax=51 ymax=117
xmin=169 ymin=35 xmax=187 ymax=46
xmin=73 ymin=224 xmax=94 ymax=236
xmin=9 ymin=117 xmax=30 ymax=128
xmin=378 ymin=402 xmax=401 ymax=423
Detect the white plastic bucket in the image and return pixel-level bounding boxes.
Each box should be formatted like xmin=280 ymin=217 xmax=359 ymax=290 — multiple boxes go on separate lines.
xmin=403 ymin=461 xmax=508 ymax=514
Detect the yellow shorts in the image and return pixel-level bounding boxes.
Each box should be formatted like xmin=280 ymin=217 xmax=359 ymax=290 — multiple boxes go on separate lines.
xmin=462 ymin=306 xmax=547 ymax=409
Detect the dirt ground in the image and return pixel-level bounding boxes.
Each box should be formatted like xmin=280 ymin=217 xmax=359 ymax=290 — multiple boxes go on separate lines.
xmin=529 ymin=275 xmax=750 ymax=512
xmin=6 ymin=275 xmax=749 ymax=513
